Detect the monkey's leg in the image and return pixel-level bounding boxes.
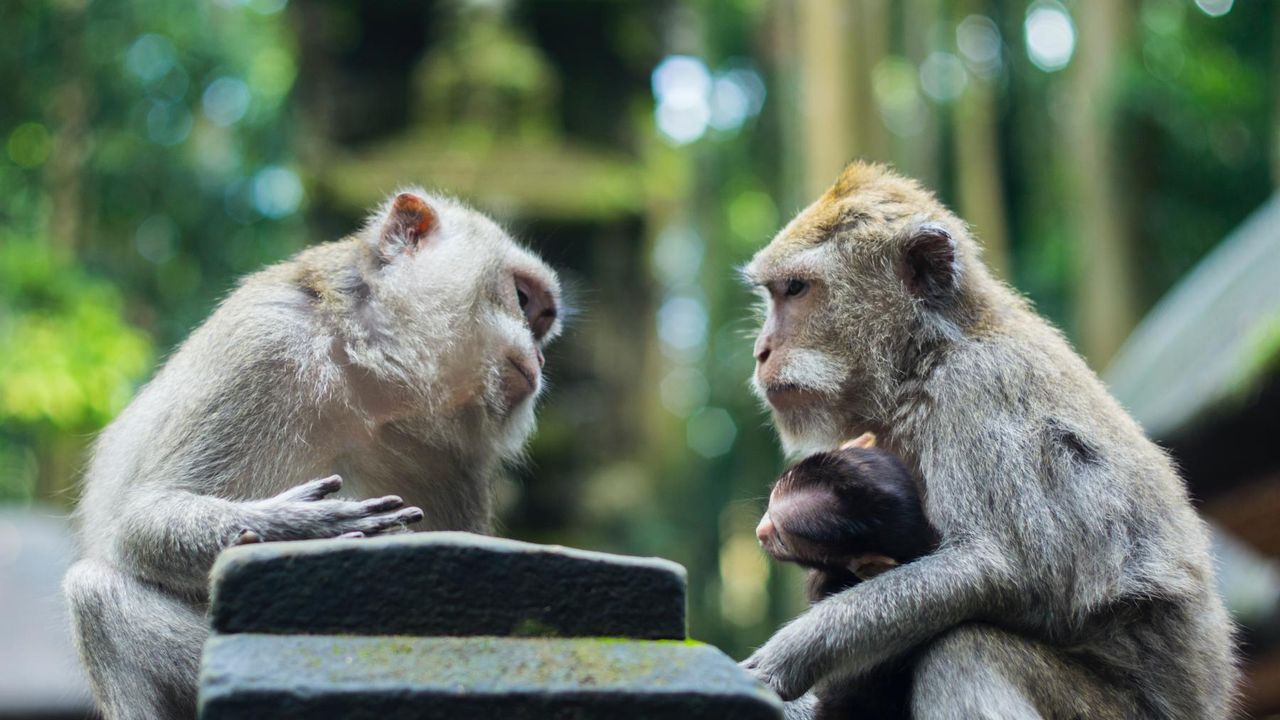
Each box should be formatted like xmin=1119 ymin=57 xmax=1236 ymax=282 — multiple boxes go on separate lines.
xmin=910 ymin=624 xmax=1135 ymax=720
xmin=64 ymin=558 xmax=206 ymax=720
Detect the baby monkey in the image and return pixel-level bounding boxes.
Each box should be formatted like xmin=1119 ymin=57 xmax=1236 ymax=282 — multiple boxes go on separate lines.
xmin=756 ymin=433 xmax=937 ymax=719
xmin=757 ymin=432 xmax=937 ymax=599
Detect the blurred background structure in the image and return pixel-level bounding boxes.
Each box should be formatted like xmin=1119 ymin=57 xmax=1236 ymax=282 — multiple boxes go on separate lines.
xmin=1 ymin=0 xmax=1278 ymax=716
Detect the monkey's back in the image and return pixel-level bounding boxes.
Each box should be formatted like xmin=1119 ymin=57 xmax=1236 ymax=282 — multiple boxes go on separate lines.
xmin=73 ymin=246 xmax=357 ymax=559
xmin=905 ymin=292 xmax=1238 ymax=716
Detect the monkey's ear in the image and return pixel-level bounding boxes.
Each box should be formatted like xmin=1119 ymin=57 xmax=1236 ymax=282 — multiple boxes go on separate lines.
xmin=900 ymin=223 xmax=958 ymax=304
xmin=840 ymin=432 xmax=877 ymax=450
xmin=379 ymin=193 xmax=438 ymax=257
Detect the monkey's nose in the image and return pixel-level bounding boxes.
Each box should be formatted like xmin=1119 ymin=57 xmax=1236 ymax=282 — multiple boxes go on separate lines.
xmin=756 ymin=513 xmax=776 ymax=546
xmin=754 ymin=345 xmax=771 ymax=365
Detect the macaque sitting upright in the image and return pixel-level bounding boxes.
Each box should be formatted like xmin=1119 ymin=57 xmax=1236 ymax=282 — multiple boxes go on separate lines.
xmin=756 ymin=432 xmax=937 ymax=720
xmin=64 ymin=190 xmax=563 ymax=720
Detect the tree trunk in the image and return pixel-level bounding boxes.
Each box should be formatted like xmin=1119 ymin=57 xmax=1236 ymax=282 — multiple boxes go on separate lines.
xmin=1064 ymin=1 xmax=1137 ymax=367
xmin=795 ymin=0 xmax=853 ymax=198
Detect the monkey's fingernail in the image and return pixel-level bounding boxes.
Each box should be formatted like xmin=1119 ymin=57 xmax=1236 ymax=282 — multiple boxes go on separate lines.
xmin=337 ymin=531 xmax=365 ymax=539
xmin=402 ymin=508 xmax=425 ymax=523
xmin=236 ymin=529 xmax=262 ymax=545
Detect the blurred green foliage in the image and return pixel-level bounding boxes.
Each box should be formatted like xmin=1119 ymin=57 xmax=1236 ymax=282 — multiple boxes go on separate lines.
xmin=0 ymin=236 xmax=151 ymax=430
xmin=0 ymin=0 xmax=303 ymax=497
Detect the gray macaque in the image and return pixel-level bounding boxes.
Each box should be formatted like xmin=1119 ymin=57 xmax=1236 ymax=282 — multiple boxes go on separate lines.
xmin=740 ymin=162 xmax=1237 ymax=718
xmin=63 ymin=191 xmax=562 ymax=720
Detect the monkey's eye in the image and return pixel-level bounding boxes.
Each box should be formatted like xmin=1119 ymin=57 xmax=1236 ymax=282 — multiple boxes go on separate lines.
xmin=784 ymin=279 xmax=808 ymax=298
xmin=517 ymin=287 xmax=529 ymax=310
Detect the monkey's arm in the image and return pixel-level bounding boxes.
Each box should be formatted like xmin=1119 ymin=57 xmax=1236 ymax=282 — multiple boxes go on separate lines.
xmin=114 ymin=476 xmax=421 ymax=595
xmin=742 ymin=539 xmax=1010 ymax=700
xmin=782 ymin=693 xmax=818 ymax=720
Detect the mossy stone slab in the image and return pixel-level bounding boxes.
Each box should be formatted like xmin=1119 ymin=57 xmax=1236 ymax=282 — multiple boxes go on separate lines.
xmin=198 ymin=634 xmax=782 ymax=720
xmin=209 ymin=532 xmax=687 ymax=640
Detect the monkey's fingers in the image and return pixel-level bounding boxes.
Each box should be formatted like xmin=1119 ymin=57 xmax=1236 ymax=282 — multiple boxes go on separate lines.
xmin=361 ymin=495 xmax=404 ymax=513
xmin=282 ymin=474 xmax=344 ymax=502
xmin=353 ymin=506 xmax=424 ymax=535
xmin=233 ymin=529 xmax=263 ymax=545
xmin=336 ymin=531 xmax=366 ymax=539
xmin=840 ymin=432 xmax=877 ymax=450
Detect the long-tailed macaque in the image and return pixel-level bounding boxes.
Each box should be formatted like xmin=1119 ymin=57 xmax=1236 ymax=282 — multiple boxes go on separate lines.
xmin=63 ymin=191 xmax=562 ymax=720
xmin=757 ymin=432 xmax=936 ymax=719
xmin=741 ymin=162 xmax=1236 ymax=718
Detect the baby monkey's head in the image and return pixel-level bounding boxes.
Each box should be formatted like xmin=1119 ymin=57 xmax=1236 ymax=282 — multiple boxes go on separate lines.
xmin=756 ymin=433 xmax=935 ymax=592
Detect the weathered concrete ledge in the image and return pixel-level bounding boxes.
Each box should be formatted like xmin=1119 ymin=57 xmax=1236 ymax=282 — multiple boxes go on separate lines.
xmin=209 ymin=532 xmax=687 ymax=639
xmin=199 ymin=634 xmax=782 ymax=720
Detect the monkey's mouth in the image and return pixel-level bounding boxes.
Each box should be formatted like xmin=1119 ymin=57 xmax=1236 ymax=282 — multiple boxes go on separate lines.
xmin=764 ymin=382 xmax=798 ymax=397
xmin=508 ymin=356 xmax=537 ymax=389
xmin=763 ymin=383 xmax=820 ymax=408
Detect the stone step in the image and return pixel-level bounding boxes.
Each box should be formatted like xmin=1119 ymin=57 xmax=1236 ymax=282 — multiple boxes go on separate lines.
xmin=209 ymin=532 xmax=687 ymax=640
xmin=198 ymin=634 xmax=782 ymax=720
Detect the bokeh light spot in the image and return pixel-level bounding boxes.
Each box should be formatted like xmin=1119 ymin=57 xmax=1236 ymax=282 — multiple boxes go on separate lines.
xmin=251 ymin=165 xmax=304 ymax=218
xmin=652 ymin=225 xmax=704 ymax=286
xmin=687 ymin=406 xmax=737 ymax=458
xmin=919 ymin=52 xmax=968 ymax=102
xmin=657 ymin=294 xmax=708 ymax=352
xmin=134 ymin=215 xmax=178 ymax=264
xmin=145 ymin=100 xmax=193 ymax=146
xmin=727 ymin=190 xmax=778 ymax=245
xmin=1195 ymin=0 xmax=1233 ymax=18
xmin=872 ymin=57 xmax=925 ymax=137
xmin=1024 ymin=1 xmax=1076 ymax=72
xmin=249 ymin=46 xmax=297 ymax=99
xmin=956 ymin=15 xmax=1002 ymax=77
xmin=6 ymin=123 xmax=52 ymax=168
xmin=660 ymin=366 xmax=710 ymax=417
xmin=124 ymin=34 xmax=177 ymax=85
xmin=202 ymin=77 xmax=251 ymax=127
xmin=652 ymin=55 xmax=713 ymax=145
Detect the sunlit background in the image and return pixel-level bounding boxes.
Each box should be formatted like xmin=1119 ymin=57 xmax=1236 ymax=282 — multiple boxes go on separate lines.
xmin=2 ymin=0 xmax=1279 ymax=717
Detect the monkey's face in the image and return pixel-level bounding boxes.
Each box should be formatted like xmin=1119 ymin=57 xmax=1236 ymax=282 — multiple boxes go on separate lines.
xmin=368 ymin=191 xmax=563 ymax=457
xmin=476 ymin=243 xmax=563 ymax=454
xmin=744 ymin=162 xmax=972 ymax=455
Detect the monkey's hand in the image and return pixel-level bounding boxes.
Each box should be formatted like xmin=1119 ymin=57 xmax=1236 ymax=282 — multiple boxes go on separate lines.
xmin=740 ymin=619 xmax=819 ymax=701
xmin=248 ymin=475 xmax=424 ymax=542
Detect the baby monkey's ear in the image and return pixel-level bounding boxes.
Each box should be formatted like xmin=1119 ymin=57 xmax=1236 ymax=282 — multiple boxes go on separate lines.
xmin=379 ymin=192 xmax=438 ymax=259
xmin=840 ymin=432 xmax=877 ymax=450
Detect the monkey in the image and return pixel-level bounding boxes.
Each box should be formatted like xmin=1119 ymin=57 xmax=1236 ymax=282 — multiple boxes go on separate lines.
xmin=62 ymin=190 xmax=563 ymax=720
xmin=756 ymin=432 xmax=936 ymax=600
xmin=756 ymin=431 xmax=936 ymax=720
xmin=739 ymin=161 xmax=1237 ymax=719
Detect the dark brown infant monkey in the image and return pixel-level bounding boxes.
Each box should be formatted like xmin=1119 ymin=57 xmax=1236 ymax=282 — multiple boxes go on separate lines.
xmin=757 ymin=432 xmax=937 ymax=720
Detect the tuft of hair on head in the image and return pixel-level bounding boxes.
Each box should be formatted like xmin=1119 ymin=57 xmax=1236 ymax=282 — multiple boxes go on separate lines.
xmin=828 ymin=160 xmax=894 ymax=197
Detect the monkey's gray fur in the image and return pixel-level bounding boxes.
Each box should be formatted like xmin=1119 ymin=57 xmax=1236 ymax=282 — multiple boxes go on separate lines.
xmin=742 ymin=162 xmax=1236 ymax=718
xmin=63 ymin=190 xmax=562 ymax=719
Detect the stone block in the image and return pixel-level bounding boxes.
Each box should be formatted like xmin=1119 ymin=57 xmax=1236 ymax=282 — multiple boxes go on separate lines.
xmin=209 ymin=532 xmax=686 ymax=640
xmin=199 ymin=634 xmax=782 ymax=720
